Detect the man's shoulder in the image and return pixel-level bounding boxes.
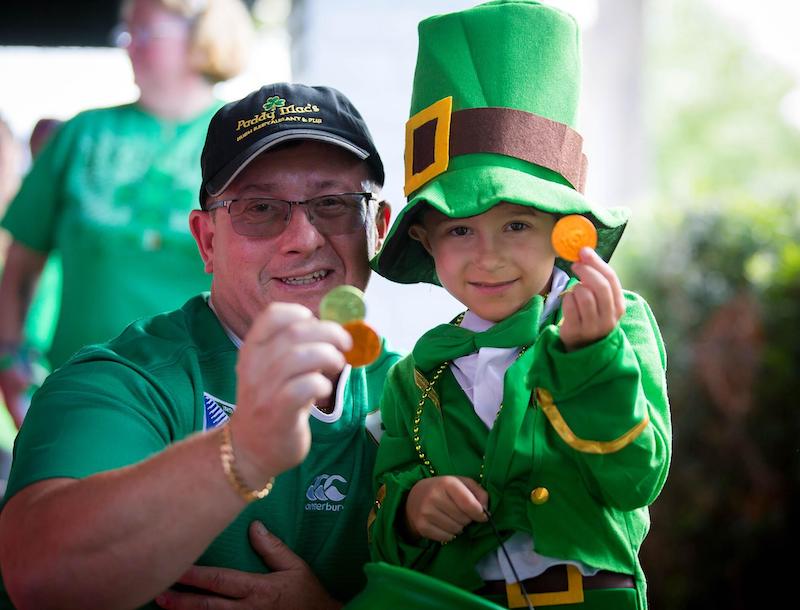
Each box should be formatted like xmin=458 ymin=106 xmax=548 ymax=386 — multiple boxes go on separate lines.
xmin=67 ymin=294 xmax=231 ymax=374
xmin=363 ymin=339 xmax=404 ymax=382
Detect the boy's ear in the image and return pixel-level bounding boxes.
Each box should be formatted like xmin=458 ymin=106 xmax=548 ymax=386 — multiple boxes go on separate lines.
xmin=408 ymin=224 xmax=433 ymax=255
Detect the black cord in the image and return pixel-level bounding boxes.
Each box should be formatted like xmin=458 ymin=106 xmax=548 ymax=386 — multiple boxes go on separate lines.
xmin=484 ymin=508 xmax=535 ymax=610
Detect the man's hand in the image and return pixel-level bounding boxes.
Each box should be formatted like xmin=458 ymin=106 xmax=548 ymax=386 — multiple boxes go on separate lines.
xmin=405 ymin=476 xmax=488 ymax=543
xmin=155 ymin=522 xmax=342 ymax=610
xmin=559 ymin=247 xmax=626 ymax=352
xmin=231 ymin=303 xmax=352 ymax=486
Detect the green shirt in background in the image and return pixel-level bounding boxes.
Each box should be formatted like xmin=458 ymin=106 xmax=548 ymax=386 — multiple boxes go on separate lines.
xmin=0 ymin=103 xmax=218 ymax=368
xmin=0 ymin=295 xmax=402 ymax=608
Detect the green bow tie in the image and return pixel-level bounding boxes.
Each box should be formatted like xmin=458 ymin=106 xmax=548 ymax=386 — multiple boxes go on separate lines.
xmin=412 ymin=296 xmax=545 ymax=371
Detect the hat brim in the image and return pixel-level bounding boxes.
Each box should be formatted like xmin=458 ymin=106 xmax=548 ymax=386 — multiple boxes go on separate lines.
xmin=371 ymin=162 xmax=630 ymax=285
xmin=206 ymin=130 xmax=370 ymax=197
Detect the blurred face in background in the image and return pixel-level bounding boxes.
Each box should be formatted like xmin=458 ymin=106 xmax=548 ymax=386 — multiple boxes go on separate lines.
xmin=121 ymin=0 xmax=195 ymax=94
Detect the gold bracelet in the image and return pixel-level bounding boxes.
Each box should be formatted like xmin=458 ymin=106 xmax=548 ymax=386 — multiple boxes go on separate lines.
xmin=219 ymin=424 xmax=274 ymax=503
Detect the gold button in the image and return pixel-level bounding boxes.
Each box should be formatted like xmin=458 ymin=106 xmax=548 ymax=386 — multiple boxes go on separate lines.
xmin=530 ymin=487 xmax=549 ymax=505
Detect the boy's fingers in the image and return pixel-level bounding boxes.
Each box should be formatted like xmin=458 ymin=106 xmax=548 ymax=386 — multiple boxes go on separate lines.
xmin=577 ymin=248 xmax=625 ymax=317
xmin=446 ymin=477 xmax=488 ymax=522
xmin=569 ymin=284 xmax=600 ymax=327
xmin=457 ymin=477 xmax=490 ymax=514
xmin=570 ymin=265 xmax=613 ymax=322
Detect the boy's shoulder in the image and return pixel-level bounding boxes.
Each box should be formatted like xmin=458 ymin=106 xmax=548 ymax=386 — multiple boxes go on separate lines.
xmin=621 ymin=289 xmax=659 ymax=322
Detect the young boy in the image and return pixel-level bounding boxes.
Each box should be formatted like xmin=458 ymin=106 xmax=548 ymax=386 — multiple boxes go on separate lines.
xmin=367 ymin=2 xmax=671 ymax=609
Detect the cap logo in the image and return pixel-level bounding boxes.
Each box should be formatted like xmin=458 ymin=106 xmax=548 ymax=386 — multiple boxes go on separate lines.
xmin=235 ymin=96 xmax=323 ymax=143
xmin=263 ymin=96 xmax=285 ymax=111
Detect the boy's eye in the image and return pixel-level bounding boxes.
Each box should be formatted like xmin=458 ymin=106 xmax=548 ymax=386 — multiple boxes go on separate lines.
xmin=507 ymin=221 xmax=529 ymax=231
xmin=448 ymin=226 xmax=471 ymax=237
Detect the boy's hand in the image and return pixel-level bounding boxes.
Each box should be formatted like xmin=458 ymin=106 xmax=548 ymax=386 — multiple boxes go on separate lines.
xmin=559 ymin=247 xmax=625 ymax=352
xmin=404 ymin=476 xmax=488 ymax=543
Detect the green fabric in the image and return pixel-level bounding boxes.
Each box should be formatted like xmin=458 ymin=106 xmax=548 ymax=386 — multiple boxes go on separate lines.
xmin=0 ymin=103 xmax=219 ymax=368
xmin=481 ymin=587 xmax=639 ymax=610
xmin=370 ymin=290 xmax=671 ymax=610
xmin=370 ymin=0 xmax=630 ymax=285
xmin=344 ymin=562 xmax=505 ymax=610
xmin=0 ymin=295 xmax=403 ymax=608
xmin=412 ymin=294 xmax=543 ymax=370
xmin=21 ymin=254 xmax=61 ymax=363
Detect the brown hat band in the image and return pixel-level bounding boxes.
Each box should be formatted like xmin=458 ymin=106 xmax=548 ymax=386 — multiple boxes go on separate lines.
xmin=405 ymin=97 xmax=587 ymax=196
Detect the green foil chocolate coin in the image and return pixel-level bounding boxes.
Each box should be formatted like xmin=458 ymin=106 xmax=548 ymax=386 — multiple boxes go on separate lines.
xmin=320 ymin=285 xmax=367 ymax=323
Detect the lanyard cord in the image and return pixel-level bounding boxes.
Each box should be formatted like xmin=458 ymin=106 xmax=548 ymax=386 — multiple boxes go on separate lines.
xmin=484 ymin=508 xmax=535 ymax=610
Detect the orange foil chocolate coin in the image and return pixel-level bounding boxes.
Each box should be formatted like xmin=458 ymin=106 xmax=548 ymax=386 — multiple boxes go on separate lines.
xmin=342 ymin=320 xmax=381 ymax=367
xmin=551 ymin=215 xmax=598 ymax=262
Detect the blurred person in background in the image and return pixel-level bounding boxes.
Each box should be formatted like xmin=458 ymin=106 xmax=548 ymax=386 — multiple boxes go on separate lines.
xmin=0 ymin=117 xmax=62 ymax=441
xmin=0 ymin=117 xmax=20 ymax=223
xmin=0 ymin=0 xmax=253 ymax=429
xmin=27 ymin=118 xmax=62 ymax=159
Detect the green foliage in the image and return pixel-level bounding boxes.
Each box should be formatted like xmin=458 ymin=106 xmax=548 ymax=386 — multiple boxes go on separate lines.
xmin=618 ymin=0 xmax=800 ymax=607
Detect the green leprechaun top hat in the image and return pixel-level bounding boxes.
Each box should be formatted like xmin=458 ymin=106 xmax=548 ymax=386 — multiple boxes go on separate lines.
xmin=371 ymin=0 xmax=630 ymax=285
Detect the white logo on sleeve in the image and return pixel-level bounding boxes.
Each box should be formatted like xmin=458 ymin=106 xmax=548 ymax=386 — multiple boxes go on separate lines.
xmin=203 ymin=392 xmax=235 ymax=429
xmin=305 ymin=474 xmax=348 ymax=512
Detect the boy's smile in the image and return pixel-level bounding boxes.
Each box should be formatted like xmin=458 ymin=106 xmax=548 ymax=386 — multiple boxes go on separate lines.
xmin=410 ymin=202 xmax=558 ymax=322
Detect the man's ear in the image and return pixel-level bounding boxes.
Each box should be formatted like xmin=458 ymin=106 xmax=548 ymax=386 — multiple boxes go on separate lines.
xmin=408 ymin=223 xmax=433 ymax=255
xmin=373 ymin=200 xmax=392 ymax=249
xmin=189 ymin=209 xmax=215 ymax=273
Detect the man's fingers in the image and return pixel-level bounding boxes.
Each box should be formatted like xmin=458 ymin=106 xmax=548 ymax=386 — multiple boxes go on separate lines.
xmin=155 ymin=590 xmax=239 ymax=610
xmin=246 ymin=304 xmax=351 ymax=352
xmin=248 ymin=521 xmax=307 ymax=573
xmin=244 ymin=302 xmax=314 ymax=348
xmin=173 ymin=565 xmax=252 ymax=599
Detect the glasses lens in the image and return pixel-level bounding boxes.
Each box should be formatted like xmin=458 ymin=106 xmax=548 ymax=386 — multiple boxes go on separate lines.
xmin=229 ymin=199 xmax=290 ymax=238
xmin=226 ymin=194 xmax=369 ymax=238
xmin=307 ymin=194 xmax=368 ymax=235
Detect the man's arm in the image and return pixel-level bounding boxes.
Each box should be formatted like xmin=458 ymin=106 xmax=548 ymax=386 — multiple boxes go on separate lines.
xmin=0 ymin=432 xmax=247 ymax=610
xmin=0 ymin=240 xmax=47 ymax=427
xmin=0 ymin=303 xmax=352 ymax=610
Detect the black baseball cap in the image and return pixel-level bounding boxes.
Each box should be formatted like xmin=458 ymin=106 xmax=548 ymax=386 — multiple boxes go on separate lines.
xmin=199 ymin=83 xmax=385 ymax=208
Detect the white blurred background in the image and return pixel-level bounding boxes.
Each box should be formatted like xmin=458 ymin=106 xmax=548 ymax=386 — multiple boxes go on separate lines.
xmin=2 ymin=0 xmax=799 ymax=353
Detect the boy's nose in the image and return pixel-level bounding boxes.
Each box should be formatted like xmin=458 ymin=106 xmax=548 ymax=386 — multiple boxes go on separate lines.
xmin=473 ymin=235 xmax=504 ymax=270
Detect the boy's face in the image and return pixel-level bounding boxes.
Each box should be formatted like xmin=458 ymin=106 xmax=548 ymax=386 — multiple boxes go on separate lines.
xmin=410 ymin=202 xmax=558 ymax=322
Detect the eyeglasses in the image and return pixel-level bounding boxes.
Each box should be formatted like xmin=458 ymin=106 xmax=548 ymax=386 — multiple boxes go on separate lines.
xmin=206 ymin=192 xmax=374 ymax=238
xmin=110 ymin=22 xmax=190 ymax=48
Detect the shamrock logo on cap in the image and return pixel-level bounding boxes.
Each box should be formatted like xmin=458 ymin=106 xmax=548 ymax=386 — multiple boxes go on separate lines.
xmin=263 ymin=96 xmax=286 ymax=112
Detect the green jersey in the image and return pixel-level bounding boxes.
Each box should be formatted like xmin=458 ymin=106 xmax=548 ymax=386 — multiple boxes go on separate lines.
xmin=0 ymin=295 xmax=402 ymax=608
xmin=1 ymin=103 xmax=218 ymax=368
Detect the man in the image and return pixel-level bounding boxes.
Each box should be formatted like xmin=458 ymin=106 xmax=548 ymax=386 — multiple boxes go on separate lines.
xmin=0 ymin=83 xmax=398 ymax=610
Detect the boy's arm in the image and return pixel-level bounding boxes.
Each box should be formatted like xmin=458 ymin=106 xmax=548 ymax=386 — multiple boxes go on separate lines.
xmin=532 ymin=291 xmax=671 ymax=511
xmin=368 ymin=359 xmax=438 ymax=566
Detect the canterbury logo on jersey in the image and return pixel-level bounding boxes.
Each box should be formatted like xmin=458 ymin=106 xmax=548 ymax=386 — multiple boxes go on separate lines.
xmin=203 ymin=392 xmax=235 ymax=430
xmin=305 ymin=474 xmax=348 ymax=512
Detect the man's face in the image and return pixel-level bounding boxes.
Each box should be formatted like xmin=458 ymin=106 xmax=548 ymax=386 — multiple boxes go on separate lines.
xmin=191 ymin=141 xmax=389 ymax=336
xmin=410 ymin=202 xmax=557 ymax=322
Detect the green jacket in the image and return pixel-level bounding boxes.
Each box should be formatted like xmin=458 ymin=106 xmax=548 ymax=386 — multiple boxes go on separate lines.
xmin=369 ymin=289 xmax=670 ymax=606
